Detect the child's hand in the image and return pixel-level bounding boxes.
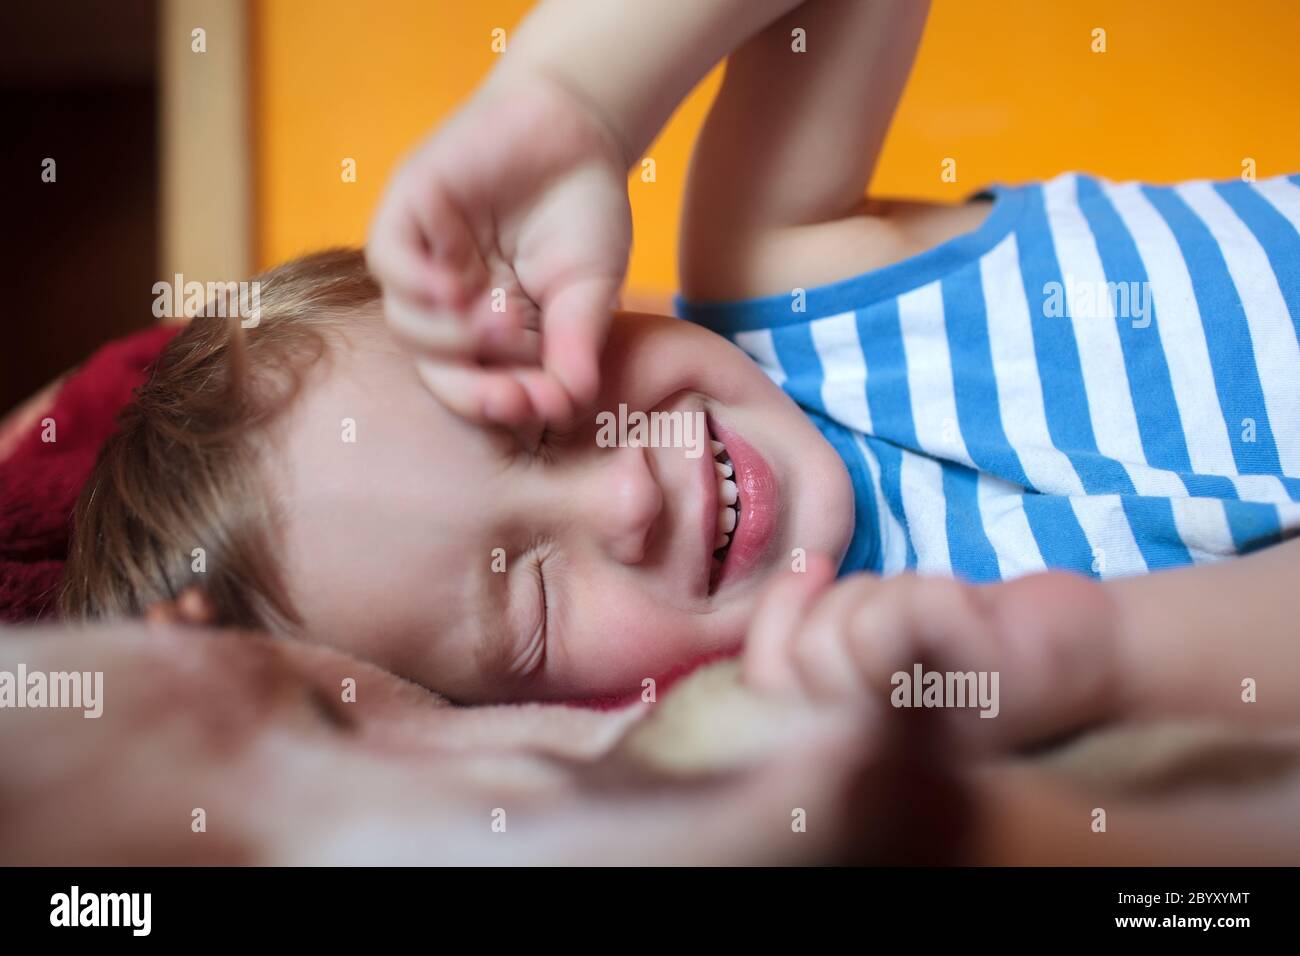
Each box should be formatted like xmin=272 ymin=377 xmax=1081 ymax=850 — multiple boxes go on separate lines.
xmin=367 ymin=74 xmax=631 ymax=434
xmin=741 ymin=557 xmax=1124 ymax=750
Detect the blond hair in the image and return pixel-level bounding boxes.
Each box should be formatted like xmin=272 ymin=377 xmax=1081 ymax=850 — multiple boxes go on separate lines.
xmin=58 ymin=248 xmax=381 ymax=629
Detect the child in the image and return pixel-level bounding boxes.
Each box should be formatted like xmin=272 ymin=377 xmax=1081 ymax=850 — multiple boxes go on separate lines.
xmin=62 ymin=0 xmax=1300 ymax=746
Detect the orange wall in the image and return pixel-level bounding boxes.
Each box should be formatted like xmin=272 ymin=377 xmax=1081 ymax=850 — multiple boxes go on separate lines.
xmin=253 ymin=0 xmax=1300 ymax=294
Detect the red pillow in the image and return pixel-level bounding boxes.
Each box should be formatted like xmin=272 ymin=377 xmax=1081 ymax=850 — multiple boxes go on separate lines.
xmin=0 ymin=325 xmax=180 ymax=623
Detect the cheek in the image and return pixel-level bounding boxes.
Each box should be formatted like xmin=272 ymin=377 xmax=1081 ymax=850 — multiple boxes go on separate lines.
xmin=556 ymin=578 xmax=742 ymax=693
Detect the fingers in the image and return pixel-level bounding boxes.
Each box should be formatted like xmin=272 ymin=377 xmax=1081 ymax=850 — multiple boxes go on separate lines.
xmin=510 ymin=367 xmax=577 ymax=426
xmin=369 ymin=175 xmax=505 ymax=373
xmin=375 ymin=230 xmax=606 ymax=435
xmin=768 ymin=572 xmax=920 ymax=701
xmin=412 ymin=358 xmax=582 ymax=438
xmin=408 ymin=178 xmax=490 ymax=308
xmin=367 ymin=172 xmax=488 ymax=310
xmin=540 ymin=275 xmax=619 ymax=409
xmin=747 ymin=564 xmax=1119 ymax=754
xmin=413 ymin=359 xmax=533 ymax=428
xmin=744 ymin=571 xmax=1002 ymax=711
xmin=365 ymin=207 xmax=442 ymax=306
xmin=478 ymin=324 xmax=543 ymax=366
xmin=367 ymin=162 xmax=619 ymax=431
xmin=394 ymin=270 xmax=607 ymax=433
xmin=842 ymin=576 xmax=998 ymax=694
xmin=382 ymin=294 xmax=478 ymax=355
xmin=742 ymin=553 xmax=837 ymax=694
xmin=789 ymin=573 xmax=892 ymax=698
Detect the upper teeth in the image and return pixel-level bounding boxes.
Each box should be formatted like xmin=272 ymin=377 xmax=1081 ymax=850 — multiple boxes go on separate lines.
xmin=713 ymin=439 xmax=740 ymax=554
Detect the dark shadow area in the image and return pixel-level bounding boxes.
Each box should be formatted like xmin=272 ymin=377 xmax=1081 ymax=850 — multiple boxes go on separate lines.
xmin=0 ymin=0 xmax=158 ymax=413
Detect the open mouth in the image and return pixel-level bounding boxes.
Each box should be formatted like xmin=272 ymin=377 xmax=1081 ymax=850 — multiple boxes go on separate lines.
xmin=709 ymin=434 xmax=740 ymax=591
xmin=704 ymin=415 xmax=779 ymax=596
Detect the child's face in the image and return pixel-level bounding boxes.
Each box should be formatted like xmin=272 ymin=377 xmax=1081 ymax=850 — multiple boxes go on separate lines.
xmin=274 ymin=311 xmax=853 ymax=702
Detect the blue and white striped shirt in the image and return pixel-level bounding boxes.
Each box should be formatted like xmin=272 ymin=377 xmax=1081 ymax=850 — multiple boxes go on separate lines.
xmin=678 ymin=173 xmax=1300 ymax=582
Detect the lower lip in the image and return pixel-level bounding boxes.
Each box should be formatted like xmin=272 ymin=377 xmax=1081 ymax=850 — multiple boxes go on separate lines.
xmin=711 ymin=419 xmax=779 ymax=589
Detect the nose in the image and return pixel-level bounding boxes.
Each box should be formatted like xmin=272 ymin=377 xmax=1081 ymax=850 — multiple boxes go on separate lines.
xmin=573 ymin=445 xmax=663 ymax=564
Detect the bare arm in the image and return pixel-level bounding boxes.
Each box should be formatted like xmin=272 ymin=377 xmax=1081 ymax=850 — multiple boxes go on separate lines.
xmin=680 ymin=0 xmax=931 ymax=299
xmin=1109 ymin=536 xmax=1300 ymax=725
xmin=491 ymin=0 xmax=810 ymax=168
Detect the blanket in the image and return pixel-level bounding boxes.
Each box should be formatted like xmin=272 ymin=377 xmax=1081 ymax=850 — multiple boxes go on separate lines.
xmin=2 ymin=620 xmax=1297 ymax=865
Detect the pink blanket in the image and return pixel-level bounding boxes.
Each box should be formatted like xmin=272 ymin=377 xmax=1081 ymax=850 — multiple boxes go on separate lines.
xmin=3 ymin=619 xmax=1298 ymax=865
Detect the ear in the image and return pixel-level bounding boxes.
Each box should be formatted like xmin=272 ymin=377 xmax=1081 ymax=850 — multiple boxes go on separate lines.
xmin=175 ymin=586 xmax=217 ymax=626
xmin=144 ymin=586 xmax=216 ymax=628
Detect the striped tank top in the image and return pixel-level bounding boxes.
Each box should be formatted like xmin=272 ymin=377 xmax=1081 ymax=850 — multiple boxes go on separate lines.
xmin=677 ymin=173 xmax=1300 ymax=582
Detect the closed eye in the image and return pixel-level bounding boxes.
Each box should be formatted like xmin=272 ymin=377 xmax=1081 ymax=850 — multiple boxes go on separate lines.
xmin=511 ymin=552 xmax=549 ymax=677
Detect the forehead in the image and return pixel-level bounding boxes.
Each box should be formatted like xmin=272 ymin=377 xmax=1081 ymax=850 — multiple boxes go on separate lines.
xmin=267 ymin=329 xmax=507 ymax=653
xmin=275 ymin=327 xmax=500 ymax=506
